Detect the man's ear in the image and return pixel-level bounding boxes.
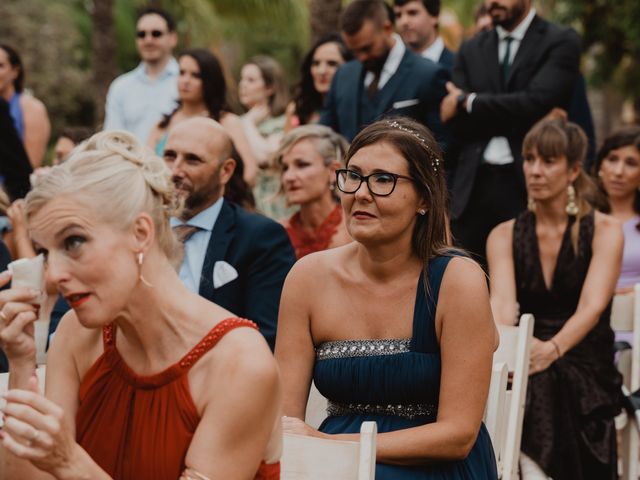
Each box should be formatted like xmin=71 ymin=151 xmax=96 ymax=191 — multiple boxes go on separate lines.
xmin=219 ymin=157 xmax=237 ymax=187
xmin=131 ymin=212 xmax=155 ymax=254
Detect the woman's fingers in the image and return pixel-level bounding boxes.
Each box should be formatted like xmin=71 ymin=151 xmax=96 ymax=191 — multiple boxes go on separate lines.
xmin=0 ymin=287 xmax=40 ymax=311
xmin=0 ymin=270 xmax=12 ymax=290
xmin=3 ymin=398 xmax=58 ymax=436
xmin=0 ymin=310 xmax=37 ymax=342
xmin=2 ymin=414 xmax=52 ymax=451
xmin=1 ymin=430 xmax=48 ymax=460
xmin=3 ymin=389 xmax=64 ymax=419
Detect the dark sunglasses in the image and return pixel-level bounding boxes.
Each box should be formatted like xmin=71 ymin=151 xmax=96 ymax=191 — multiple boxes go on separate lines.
xmin=136 ymin=29 xmax=165 ymax=39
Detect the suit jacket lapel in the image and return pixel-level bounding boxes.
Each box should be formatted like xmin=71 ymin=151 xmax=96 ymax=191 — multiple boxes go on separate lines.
xmin=340 ymin=62 xmax=364 ymax=130
xmin=375 ymin=50 xmax=413 ymax=115
xmin=198 ymin=201 xmax=235 ymax=301
xmin=482 ymin=30 xmax=502 ymax=92
xmin=506 ymin=15 xmax=545 ymax=88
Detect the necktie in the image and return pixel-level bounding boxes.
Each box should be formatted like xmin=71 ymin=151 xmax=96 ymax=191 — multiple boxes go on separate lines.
xmin=173 ymin=224 xmax=202 ymax=243
xmin=368 ymin=71 xmax=381 ymax=99
xmin=501 ymin=36 xmax=514 ymax=84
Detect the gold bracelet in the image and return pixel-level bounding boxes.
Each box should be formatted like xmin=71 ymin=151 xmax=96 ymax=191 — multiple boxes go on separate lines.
xmin=549 ymin=338 xmax=562 ymax=359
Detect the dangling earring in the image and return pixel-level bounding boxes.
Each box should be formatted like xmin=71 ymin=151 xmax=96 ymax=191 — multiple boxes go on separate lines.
xmin=527 ymin=196 xmax=536 ymax=212
xmin=329 ymin=181 xmax=336 ymax=191
xmin=566 ymin=184 xmax=578 ymax=216
xmin=137 ymin=252 xmax=153 ymax=287
xmin=418 ymin=209 xmax=427 ymax=216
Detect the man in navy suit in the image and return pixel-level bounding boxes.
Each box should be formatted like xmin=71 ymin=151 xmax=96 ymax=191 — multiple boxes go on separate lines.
xmin=319 ymin=0 xmax=449 ymax=146
xmin=393 ymin=0 xmax=454 ymax=71
xmin=163 ymin=117 xmax=295 ymax=350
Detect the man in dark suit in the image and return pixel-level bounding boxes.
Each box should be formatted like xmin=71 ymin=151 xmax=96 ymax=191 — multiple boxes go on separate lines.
xmin=393 ymin=0 xmax=454 ymax=70
xmin=163 ymin=117 xmax=295 ymax=350
xmin=440 ymin=0 xmax=581 ymax=263
xmin=319 ymin=0 xmax=449 ymax=146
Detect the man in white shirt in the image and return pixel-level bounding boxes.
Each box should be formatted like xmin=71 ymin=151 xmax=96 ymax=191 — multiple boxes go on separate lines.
xmin=393 ymin=0 xmax=454 ymax=70
xmin=320 ymin=0 xmax=449 ymax=146
xmin=439 ymin=0 xmax=581 ymax=263
xmin=103 ymin=7 xmax=179 ymax=143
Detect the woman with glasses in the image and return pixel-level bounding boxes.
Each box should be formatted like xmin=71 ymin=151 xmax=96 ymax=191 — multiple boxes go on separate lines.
xmin=487 ymin=119 xmax=622 ymax=479
xmin=274 ymin=125 xmax=351 ymax=259
xmin=275 ymin=117 xmax=497 ymax=479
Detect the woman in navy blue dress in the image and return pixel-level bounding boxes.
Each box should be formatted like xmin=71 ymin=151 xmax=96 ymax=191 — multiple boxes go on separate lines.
xmin=275 ymin=117 xmax=498 ymax=479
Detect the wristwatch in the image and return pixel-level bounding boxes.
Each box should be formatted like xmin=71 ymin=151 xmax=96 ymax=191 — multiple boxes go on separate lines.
xmin=456 ymin=92 xmax=468 ymax=113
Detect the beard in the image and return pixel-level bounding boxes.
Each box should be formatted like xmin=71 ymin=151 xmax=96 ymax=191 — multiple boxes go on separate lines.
xmin=487 ymin=1 xmax=527 ymax=30
xmin=363 ymin=46 xmax=390 ymax=74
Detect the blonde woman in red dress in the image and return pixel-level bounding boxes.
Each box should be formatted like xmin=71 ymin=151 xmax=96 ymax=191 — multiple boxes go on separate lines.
xmin=275 ymin=125 xmax=352 ymax=259
xmin=0 ymin=131 xmax=281 ymax=480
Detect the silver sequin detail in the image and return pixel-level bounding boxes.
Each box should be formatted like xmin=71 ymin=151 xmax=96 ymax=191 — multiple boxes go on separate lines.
xmin=327 ymin=400 xmax=436 ymax=420
xmin=316 ymin=339 xmax=411 ymax=360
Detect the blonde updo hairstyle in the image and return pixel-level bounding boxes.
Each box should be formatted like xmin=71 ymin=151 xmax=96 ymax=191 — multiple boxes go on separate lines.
xmin=24 ymin=130 xmax=183 ymax=263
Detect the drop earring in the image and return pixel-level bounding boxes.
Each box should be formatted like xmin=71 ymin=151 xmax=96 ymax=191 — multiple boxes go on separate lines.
xmin=527 ymin=196 xmax=536 ymax=212
xmin=566 ymin=184 xmax=578 ymax=216
xmin=137 ymin=252 xmax=153 ymax=287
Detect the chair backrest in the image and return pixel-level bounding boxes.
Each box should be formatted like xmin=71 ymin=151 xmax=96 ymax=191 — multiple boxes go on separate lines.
xmin=610 ymin=284 xmax=640 ymax=480
xmin=281 ymin=421 xmax=377 ymax=480
xmin=611 ymin=285 xmax=640 ymax=392
xmin=483 ymin=361 xmax=508 ymax=474
xmin=305 ymin=381 xmax=328 ymax=429
xmin=492 ymin=313 xmax=534 ymax=480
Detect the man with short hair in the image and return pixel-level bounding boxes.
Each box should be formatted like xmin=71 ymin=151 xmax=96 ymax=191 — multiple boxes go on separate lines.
xmin=104 ymin=7 xmax=179 ymax=142
xmin=320 ymin=0 xmax=448 ymax=146
xmin=163 ymin=117 xmax=295 ymax=350
xmin=393 ymin=0 xmax=454 ymax=70
xmin=441 ymin=0 xmax=581 ymax=263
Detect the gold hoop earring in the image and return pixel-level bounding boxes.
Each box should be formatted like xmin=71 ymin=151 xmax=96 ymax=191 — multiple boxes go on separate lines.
xmin=566 ymin=184 xmax=578 ymax=216
xmin=527 ymin=196 xmax=536 ymax=212
xmin=137 ymin=252 xmax=153 ymax=287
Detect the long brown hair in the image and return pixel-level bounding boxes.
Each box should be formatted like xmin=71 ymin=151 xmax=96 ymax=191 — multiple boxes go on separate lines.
xmin=344 ymin=117 xmax=454 ymax=283
xmin=522 ymin=118 xmax=600 ymax=252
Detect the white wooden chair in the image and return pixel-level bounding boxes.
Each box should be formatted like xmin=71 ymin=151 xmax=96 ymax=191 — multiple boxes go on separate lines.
xmin=611 ymin=284 xmax=640 ymax=480
xmin=491 ymin=313 xmax=534 ymax=480
xmin=484 ymin=361 xmax=509 ymax=474
xmin=305 ymin=381 xmax=328 ymax=429
xmin=281 ymin=421 xmax=377 ymax=480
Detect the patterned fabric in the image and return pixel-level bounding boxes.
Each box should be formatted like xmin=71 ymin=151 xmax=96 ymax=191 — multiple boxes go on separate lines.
xmin=286 ymin=204 xmax=342 ymax=259
xmin=513 ymin=210 xmax=622 ymax=480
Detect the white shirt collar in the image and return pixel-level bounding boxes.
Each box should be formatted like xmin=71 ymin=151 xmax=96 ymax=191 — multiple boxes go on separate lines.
xmin=421 ymin=36 xmax=445 ymax=63
xmin=496 ymin=8 xmax=536 ymax=41
xmin=364 ymin=33 xmax=406 ymax=90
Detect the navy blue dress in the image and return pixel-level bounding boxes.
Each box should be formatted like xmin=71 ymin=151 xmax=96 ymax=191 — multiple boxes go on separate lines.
xmin=314 ymin=256 xmax=497 ymax=479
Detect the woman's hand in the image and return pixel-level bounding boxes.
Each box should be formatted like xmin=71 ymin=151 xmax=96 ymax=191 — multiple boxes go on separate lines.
xmin=0 ymin=271 xmax=41 ymax=366
xmin=281 ymin=416 xmax=327 ymax=439
xmin=7 ymin=200 xmax=28 ymax=236
xmin=1 ymin=375 xmax=81 ymax=478
xmin=528 ymin=338 xmax=560 ymax=375
xmin=245 ymin=104 xmax=270 ymax=126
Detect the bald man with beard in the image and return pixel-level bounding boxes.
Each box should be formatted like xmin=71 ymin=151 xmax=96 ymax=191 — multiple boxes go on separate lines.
xmin=163 ymin=118 xmax=295 ymax=350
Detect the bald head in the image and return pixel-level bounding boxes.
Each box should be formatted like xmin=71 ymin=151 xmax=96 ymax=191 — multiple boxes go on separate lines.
xmin=163 ymin=117 xmax=237 ymax=219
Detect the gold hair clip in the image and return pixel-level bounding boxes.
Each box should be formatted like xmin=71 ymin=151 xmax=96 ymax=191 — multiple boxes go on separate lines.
xmin=386 ymin=120 xmax=440 ymax=174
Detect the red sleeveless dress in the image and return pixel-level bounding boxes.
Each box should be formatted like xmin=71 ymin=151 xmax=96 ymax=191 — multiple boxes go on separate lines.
xmin=75 ymin=317 xmax=280 ymax=480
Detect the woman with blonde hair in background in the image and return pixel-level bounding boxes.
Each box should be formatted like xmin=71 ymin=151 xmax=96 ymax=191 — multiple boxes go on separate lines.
xmin=0 ymin=130 xmax=281 ymax=480
xmin=275 ymin=125 xmax=351 ymax=258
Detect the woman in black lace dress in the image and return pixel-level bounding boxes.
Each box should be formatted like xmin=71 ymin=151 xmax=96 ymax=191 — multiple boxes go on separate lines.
xmin=487 ymin=119 xmax=623 ymax=479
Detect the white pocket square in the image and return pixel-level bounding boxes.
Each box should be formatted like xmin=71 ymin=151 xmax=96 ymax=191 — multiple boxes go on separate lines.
xmin=213 ymin=261 xmax=238 ymax=288
xmin=392 ymin=98 xmax=420 ymax=109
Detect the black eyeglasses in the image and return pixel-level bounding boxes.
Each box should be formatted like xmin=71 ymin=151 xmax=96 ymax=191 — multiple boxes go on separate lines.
xmin=136 ymin=29 xmax=165 ymax=39
xmin=336 ymin=169 xmax=414 ymax=197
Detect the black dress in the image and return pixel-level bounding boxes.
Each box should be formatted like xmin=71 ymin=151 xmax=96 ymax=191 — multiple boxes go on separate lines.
xmin=513 ymin=210 xmax=622 ymax=479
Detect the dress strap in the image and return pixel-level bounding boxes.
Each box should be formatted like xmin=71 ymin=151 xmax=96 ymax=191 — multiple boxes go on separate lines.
xmin=411 ymin=255 xmax=456 ymax=352
xmin=178 ymin=317 xmax=258 ymax=369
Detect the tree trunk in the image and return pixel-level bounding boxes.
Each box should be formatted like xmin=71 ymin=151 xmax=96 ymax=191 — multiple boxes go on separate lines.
xmin=92 ymin=0 xmax=117 ymax=128
xmin=309 ymin=0 xmax=342 ymax=44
